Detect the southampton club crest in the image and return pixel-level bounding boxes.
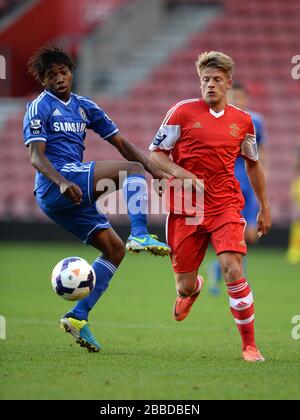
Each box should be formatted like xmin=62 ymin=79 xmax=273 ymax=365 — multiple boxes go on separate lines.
xmin=78 ymin=106 xmax=87 ymax=121
xmin=230 ymin=123 xmax=241 ymax=138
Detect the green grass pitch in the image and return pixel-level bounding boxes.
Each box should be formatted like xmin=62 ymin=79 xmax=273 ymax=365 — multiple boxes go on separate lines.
xmin=0 ymin=243 xmax=300 ymax=400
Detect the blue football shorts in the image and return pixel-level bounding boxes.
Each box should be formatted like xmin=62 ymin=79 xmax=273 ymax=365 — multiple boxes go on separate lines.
xmin=36 ymin=161 xmax=111 ymax=244
xmin=240 ymin=179 xmax=259 ymax=227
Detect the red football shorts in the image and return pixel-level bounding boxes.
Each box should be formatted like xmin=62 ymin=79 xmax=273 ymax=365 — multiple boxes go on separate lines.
xmin=166 ymin=210 xmax=247 ymax=273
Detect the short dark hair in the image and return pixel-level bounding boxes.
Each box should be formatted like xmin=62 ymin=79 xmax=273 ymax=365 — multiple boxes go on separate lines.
xmin=28 ymin=46 xmax=75 ymax=83
xmin=232 ymin=81 xmax=248 ymax=94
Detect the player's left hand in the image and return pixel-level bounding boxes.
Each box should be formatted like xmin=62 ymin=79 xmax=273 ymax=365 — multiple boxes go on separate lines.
xmin=257 ymin=205 xmax=272 ymax=237
xmin=150 ymin=167 xmax=171 ymax=197
xmin=152 ymin=177 xmax=168 ymax=197
xmin=60 ymin=181 xmax=83 ymax=205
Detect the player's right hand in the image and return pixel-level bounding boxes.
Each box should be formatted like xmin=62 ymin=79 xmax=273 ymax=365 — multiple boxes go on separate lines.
xmin=60 ymin=181 xmax=83 ymax=205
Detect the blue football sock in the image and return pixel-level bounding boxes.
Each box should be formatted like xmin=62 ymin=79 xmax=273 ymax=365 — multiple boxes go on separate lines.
xmin=208 ymin=260 xmax=223 ymax=295
xmin=208 ymin=260 xmax=223 ymax=283
xmin=69 ymin=257 xmax=117 ymax=321
xmin=213 ymin=260 xmax=223 ymax=282
xmin=123 ymin=174 xmax=148 ymax=237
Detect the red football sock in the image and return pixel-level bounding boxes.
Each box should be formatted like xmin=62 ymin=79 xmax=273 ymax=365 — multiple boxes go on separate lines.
xmin=227 ymin=278 xmax=256 ymax=351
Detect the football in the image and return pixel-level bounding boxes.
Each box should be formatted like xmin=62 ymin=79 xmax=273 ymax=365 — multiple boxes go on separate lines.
xmin=51 ymin=257 xmax=96 ymax=301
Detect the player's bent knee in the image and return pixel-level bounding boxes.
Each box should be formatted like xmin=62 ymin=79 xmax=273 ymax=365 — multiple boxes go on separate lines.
xmin=177 ymin=285 xmax=194 ymax=298
xmin=226 ymin=265 xmax=243 ymax=282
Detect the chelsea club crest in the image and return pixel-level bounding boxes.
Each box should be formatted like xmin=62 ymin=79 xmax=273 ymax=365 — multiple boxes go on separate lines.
xmin=78 ymin=106 xmax=87 ymax=121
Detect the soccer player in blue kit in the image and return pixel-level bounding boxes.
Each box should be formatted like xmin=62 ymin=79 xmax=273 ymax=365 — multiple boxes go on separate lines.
xmin=23 ymin=47 xmax=170 ymax=352
xmin=209 ymin=82 xmax=266 ymax=295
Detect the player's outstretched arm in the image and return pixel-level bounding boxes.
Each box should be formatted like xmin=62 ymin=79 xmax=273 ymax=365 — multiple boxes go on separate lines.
xmin=29 ymin=142 xmax=83 ymax=205
xmin=150 ymin=150 xmax=200 ymax=188
xmin=245 ymin=159 xmax=272 ymax=237
xmin=107 ymin=133 xmax=167 ymax=180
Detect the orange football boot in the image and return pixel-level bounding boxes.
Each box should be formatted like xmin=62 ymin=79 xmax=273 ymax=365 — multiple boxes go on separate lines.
xmin=242 ymin=346 xmax=265 ymax=362
xmin=173 ymin=275 xmax=204 ymax=321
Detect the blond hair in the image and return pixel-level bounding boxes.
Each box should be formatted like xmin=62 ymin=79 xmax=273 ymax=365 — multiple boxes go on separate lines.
xmin=195 ymin=51 xmax=235 ymax=78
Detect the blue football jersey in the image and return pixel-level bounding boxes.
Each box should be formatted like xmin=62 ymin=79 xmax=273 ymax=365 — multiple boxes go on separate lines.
xmin=23 ymin=90 xmax=119 ymax=194
xmin=235 ymin=110 xmax=266 ymax=184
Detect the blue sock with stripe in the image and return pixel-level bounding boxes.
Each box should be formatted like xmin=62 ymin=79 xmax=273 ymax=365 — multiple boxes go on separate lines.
xmin=68 ymin=257 xmax=117 ymax=321
xmin=123 ymin=174 xmax=148 ymax=237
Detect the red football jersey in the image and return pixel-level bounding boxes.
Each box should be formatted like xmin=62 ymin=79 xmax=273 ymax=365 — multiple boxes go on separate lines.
xmin=150 ymin=98 xmax=258 ymax=216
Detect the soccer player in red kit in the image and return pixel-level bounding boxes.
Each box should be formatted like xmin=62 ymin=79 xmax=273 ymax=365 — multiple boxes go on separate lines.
xmin=149 ymin=51 xmax=271 ymax=362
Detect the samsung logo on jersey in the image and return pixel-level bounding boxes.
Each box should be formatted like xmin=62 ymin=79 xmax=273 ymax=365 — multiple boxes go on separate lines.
xmin=54 ymin=122 xmax=87 ymax=133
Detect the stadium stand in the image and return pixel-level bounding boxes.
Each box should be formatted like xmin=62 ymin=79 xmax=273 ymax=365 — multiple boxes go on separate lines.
xmin=0 ymin=0 xmax=299 ymax=226
xmin=88 ymin=0 xmax=300 ymax=225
